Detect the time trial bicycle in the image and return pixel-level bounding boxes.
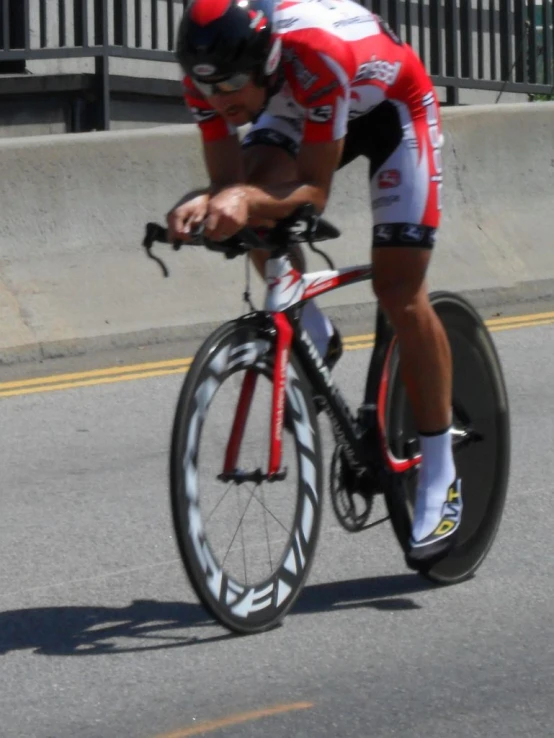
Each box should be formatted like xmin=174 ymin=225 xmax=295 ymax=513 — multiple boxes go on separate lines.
xmin=142 ymin=205 xmax=510 ymax=635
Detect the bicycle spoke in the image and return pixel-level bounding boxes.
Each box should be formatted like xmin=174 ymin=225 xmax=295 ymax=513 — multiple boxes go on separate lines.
xmin=238 ymin=488 xmax=248 ymax=585
xmin=261 ymin=485 xmax=273 ymax=573
xmin=205 ymin=480 xmax=235 ymax=524
xmin=221 ymin=483 xmax=258 ymax=573
xmin=249 ymin=484 xmax=292 ymax=535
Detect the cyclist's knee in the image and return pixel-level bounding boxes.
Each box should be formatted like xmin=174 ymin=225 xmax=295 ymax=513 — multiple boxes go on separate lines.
xmin=375 ymin=282 xmax=430 ymax=326
xmin=372 ymin=261 xmax=430 ymax=326
xmin=372 ymin=247 xmax=430 ymax=315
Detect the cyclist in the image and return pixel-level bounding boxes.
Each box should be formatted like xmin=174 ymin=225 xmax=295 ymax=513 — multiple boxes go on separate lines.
xmin=168 ymin=0 xmax=461 ymax=563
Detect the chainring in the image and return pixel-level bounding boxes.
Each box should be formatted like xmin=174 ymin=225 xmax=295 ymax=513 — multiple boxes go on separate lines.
xmin=329 ymin=445 xmax=374 ymax=532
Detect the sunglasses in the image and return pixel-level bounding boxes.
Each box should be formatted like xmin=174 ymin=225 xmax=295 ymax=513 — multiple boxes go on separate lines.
xmin=192 ymin=72 xmax=252 ymax=97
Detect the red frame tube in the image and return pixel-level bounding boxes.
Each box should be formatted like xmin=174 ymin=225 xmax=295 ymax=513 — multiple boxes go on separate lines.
xmin=223 ymin=369 xmax=258 ymax=475
xmin=377 ymin=337 xmax=422 ymax=473
xmin=268 ymin=312 xmax=293 ymax=477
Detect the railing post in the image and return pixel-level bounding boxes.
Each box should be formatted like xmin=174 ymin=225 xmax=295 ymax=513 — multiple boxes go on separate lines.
xmin=429 ymin=0 xmax=443 ymax=78
xmin=476 ymin=0 xmax=484 ymax=79
xmin=135 ymin=0 xmax=142 ymax=46
xmin=514 ymin=0 xmax=528 ymax=84
xmin=388 ymin=0 xmax=402 ymax=37
xmin=152 ymin=0 xmax=159 ymax=50
xmin=114 ymin=0 xmax=128 ymax=47
xmin=528 ymin=0 xmax=537 ymax=83
xmin=94 ymin=0 xmax=111 ymax=130
xmin=490 ymin=0 xmax=498 ymax=81
xmin=0 ymin=0 xmax=26 ymax=73
xmin=542 ymin=0 xmax=553 ymax=89
xmin=444 ymin=0 xmax=460 ymax=104
xmin=460 ymin=0 xmax=473 ymax=80
xmin=417 ymin=0 xmax=426 ymax=67
xmin=499 ymin=0 xmax=513 ymax=85
xmin=168 ymin=0 xmax=175 ymax=51
xmin=59 ymin=0 xmax=67 ymax=47
xmin=39 ymin=0 xmax=47 ymax=48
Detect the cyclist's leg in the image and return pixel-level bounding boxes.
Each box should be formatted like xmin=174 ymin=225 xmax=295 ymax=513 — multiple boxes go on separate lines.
xmin=365 ymin=96 xmax=459 ymax=559
xmin=240 ymin=118 xmax=339 ymax=364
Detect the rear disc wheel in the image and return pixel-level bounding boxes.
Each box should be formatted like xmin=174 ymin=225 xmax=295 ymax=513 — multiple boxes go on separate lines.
xmin=384 ymin=292 xmax=510 ymax=583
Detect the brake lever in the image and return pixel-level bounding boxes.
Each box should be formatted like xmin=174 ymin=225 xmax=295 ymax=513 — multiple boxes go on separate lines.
xmin=143 ymin=223 xmax=170 ymax=278
xmin=142 ymin=222 xmax=206 ymax=277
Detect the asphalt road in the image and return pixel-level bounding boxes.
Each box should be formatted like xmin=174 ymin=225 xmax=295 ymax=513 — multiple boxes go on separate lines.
xmin=1 ymin=308 xmax=554 ymax=738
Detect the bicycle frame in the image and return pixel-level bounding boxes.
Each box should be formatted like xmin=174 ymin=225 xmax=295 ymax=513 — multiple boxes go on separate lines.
xmin=222 ymin=250 xmax=423 ymax=481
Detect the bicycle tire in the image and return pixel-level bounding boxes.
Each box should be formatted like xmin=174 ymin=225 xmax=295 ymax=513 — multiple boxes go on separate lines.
xmin=170 ymin=314 xmax=324 ymax=633
xmin=383 ymin=291 xmax=510 ymax=583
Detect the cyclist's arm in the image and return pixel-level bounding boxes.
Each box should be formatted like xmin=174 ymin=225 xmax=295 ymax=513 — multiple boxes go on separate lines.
xmin=238 ymin=138 xmax=344 ymax=220
xmin=221 ymin=34 xmax=350 ymax=220
xmin=204 ymin=136 xmax=245 ymax=191
xmin=168 ymin=79 xmax=247 ymax=238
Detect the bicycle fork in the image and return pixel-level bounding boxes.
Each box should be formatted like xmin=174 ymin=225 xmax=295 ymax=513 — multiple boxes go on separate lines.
xmin=221 ymin=253 xmax=302 ymax=481
xmin=221 ymin=312 xmax=292 ymax=482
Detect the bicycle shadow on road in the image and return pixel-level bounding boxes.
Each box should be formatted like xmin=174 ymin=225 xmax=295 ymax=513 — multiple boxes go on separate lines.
xmin=0 ymin=573 xmax=432 ymax=657
xmin=294 ymin=572 xmax=434 ymax=616
xmin=0 ymin=598 xmax=228 ymax=657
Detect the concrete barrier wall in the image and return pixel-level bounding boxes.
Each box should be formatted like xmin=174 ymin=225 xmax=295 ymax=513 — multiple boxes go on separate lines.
xmin=0 ymin=102 xmax=553 ymax=363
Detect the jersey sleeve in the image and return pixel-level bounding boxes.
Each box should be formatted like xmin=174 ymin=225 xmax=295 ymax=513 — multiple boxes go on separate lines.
xmin=282 ymin=32 xmax=354 ymax=144
xmin=182 ymin=76 xmax=236 ymax=142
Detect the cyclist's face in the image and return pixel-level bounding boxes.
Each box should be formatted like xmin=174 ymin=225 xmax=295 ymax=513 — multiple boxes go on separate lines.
xmin=206 ymin=80 xmax=266 ymax=126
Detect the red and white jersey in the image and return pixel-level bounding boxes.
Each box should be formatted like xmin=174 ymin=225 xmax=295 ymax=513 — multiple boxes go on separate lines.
xmin=183 ymin=0 xmax=435 ymax=145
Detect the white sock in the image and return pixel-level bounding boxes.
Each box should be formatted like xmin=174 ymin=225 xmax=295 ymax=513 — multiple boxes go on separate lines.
xmin=412 ymin=426 xmax=456 ymax=542
xmin=300 ymin=300 xmax=333 ymax=357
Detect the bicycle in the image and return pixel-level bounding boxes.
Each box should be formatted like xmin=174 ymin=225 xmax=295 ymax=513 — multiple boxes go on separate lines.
xmin=142 ymin=205 xmax=510 ymax=635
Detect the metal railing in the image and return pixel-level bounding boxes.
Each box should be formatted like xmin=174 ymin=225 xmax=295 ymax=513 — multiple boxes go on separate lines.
xmin=0 ymin=1 xmax=553 ymax=131
xmin=370 ymin=0 xmax=554 ymax=103
xmin=0 ymin=0 xmax=186 ymax=129
xmin=0 ymin=0 xmax=183 ymax=59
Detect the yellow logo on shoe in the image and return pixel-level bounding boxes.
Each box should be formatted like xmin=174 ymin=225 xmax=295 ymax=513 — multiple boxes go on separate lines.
xmin=432 ymin=482 xmax=462 ymax=537
xmin=447 ymin=486 xmax=461 ymax=503
xmin=434 ymin=519 xmax=456 ymax=536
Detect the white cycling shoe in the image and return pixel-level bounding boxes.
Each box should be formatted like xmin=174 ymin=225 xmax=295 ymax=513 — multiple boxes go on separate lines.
xmin=407 ymin=478 xmax=463 ymax=563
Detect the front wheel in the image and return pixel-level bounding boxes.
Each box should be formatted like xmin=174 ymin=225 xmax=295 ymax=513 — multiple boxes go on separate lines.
xmin=170 ymin=315 xmax=324 ymax=633
xmin=384 ymin=292 xmax=510 ymax=583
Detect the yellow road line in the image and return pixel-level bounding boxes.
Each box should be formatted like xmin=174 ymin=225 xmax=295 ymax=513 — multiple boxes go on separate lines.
xmin=1 ymin=309 xmax=553 ymax=399
xmin=345 ymin=343 xmax=373 ymax=351
xmin=0 ymin=356 xmax=192 ymax=390
xmin=343 ymin=333 xmax=375 ymax=344
xmin=331 ymin=310 xmax=554 ymax=348
xmin=152 ymin=702 xmax=314 ymax=738
xmin=0 ymin=367 xmax=190 ymax=398
xmin=485 ymin=309 xmax=554 ymax=326
xmin=487 ymin=317 xmax=554 ymax=332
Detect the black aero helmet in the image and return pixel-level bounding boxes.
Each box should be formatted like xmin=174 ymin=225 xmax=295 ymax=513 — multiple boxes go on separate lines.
xmin=176 ymin=0 xmax=280 ymax=84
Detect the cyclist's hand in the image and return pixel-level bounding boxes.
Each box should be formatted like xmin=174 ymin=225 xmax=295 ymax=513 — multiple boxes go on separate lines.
xmin=204 ymin=187 xmax=249 ymax=241
xmin=167 ymin=193 xmax=210 ymax=242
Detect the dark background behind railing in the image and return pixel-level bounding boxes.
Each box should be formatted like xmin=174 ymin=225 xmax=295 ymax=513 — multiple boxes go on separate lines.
xmin=0 ymin=0 xmax=552 ymax=133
